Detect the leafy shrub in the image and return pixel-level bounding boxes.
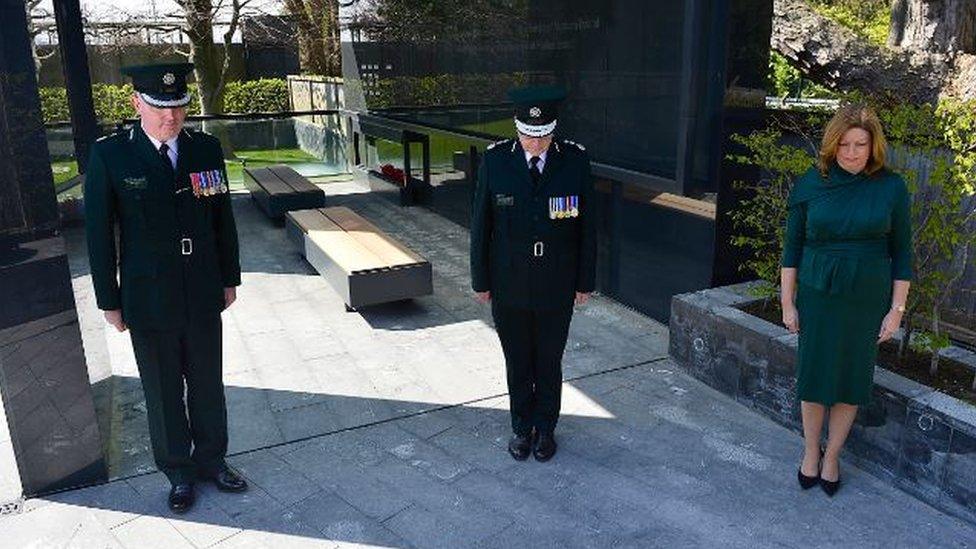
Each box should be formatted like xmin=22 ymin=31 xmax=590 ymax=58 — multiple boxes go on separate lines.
xmin=40 ymin=79 xmax=290 ymax=124
xmin=366 ymin=72 xmax=527 ymax=108
xmin=223 ymin=79 xmax=289 ymax=113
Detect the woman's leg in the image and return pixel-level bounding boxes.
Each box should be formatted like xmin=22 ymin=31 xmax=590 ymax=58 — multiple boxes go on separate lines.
xmin=800 ymin=401 xmax=827 ymax=476
xmin=822 ymin=403 xmax=859 ymax=481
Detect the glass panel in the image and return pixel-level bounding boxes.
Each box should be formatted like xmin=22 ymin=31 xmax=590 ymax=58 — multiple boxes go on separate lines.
xmin=344 ymin=0 xmax=686 ymax=179
xmin=48 ymin=124 xmax=84 ymax=224
xmin=181 ymin=116 xmax=349 ymax=189
xmin=613 ymin=182 xmax=716 ymax=320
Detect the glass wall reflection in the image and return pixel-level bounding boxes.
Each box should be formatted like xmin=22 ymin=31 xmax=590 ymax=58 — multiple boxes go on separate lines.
xmin=341 ymin=0 xmax=745 ymax=321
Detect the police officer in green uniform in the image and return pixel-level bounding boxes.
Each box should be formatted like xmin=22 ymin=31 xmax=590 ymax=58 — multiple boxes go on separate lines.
xmin=470 ymin=86 xmax=597 ymax=462
xmin=85 ymin=63 xmax=247 ymax=513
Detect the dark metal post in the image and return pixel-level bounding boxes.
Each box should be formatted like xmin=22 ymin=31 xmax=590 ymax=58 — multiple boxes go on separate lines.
xmin=674 ymin=0 xmax=704 ymax=196
xmin=53 ymin=0 xmax=99 ymax=174
xmin=402 ymin=136 xmax=412 ymax=206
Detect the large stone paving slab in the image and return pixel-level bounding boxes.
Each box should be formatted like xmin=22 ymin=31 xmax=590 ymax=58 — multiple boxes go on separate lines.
xmin=64 ymin=178 xmax=667 ymax=479
xmin=3 ymin=361 xmax=975 ymax=548
xmin=27 ymin=178 xmax=971 ymax=547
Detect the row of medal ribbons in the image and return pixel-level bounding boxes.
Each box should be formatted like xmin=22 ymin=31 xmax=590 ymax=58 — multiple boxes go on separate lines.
xmin=549 ymin=195 xmax=579 ymax=219
xmin=189 ymin=169 xmax=227 ymax=197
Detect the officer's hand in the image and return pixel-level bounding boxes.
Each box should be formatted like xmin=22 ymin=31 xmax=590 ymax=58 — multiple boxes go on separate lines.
xmin=575 ymin=292 xmax=591 ymax=306
xmin=224 ymin=287 xmax=237 ymax=310
xmin=475 ymin=291 xmax=491 ymax=304
xmin=104 ymin=309 xmax=127 ymax=332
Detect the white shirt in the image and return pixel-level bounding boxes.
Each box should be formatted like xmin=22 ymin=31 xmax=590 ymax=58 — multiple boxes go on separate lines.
xmin=524 ymin=149 xmax=548 ymax=174
xmin=143 ymin=126 xmax=179 ymax=169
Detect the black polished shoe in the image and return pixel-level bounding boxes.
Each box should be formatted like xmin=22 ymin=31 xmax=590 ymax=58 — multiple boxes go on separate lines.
xmin=507 ymin=433 xmax=533 ymax=461
xmin=819 ymin=475 xmax=842 ymax=497
xmin=533 ymin=432 xmax=557 ymax=462
xmin=204 ymin=466 xmax=248 ymax=493
xmin=168 ymin=483 xmax=195 ymax=513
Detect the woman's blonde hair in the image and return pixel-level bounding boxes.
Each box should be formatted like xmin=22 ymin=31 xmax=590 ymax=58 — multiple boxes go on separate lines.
xmin=818 ymin=104 xmax=888 ymax=176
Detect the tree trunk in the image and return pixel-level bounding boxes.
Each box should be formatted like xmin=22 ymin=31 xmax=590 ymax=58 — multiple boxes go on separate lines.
xmin=181 ymin=0 xmax=224 ymax=116
xmin=179 ymin=0 xmax=237 ymax=157
xmin=285 ymin=0 xmax=340 ymax=76
xmin=887 ymin=0 xmax=976 ymax=54
xmin=772 ymin=0 xmax=976 ymax=102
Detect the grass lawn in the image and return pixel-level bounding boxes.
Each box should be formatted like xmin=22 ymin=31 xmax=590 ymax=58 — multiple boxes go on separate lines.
xmin=224 ymin=148 xmax=325 ymax=187
xmin=375 ymin=117 xmax=512 ymax=171
xmin=52 ymin=160 xmax=79 ymax=185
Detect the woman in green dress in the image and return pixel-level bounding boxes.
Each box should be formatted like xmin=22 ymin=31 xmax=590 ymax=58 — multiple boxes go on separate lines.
xmin=780 ymin=104 xmax=913 ymax=496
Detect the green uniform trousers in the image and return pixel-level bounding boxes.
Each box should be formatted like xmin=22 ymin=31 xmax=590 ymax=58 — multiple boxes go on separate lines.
xmin=130 ymin=314 xmax=227 ymax=484
xmin=491 ymin=302 xmax=574 ymax=437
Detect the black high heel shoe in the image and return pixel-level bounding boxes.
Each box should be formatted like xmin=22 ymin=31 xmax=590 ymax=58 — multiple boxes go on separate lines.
xmin=819 ymin=474 xmax=842 ymax=497
xmin=797 ymin=447 xmax=822 ymax=490
xmin=798 ymin=468 xmax=819 ymax=490
xmin=819 ymin=453 xmax=842 ymax=497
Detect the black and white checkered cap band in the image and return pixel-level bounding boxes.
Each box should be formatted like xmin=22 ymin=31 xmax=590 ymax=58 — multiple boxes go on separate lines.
xmin=139 ymin=92 xmax=192 ymax=108
xmin=515 ymin=118 xmax=557 ymax=137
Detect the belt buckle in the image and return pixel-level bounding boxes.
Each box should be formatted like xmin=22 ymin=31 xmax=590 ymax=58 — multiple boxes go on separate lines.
xmin=533 ymin=241 xmax=544 ymax=257
xmin=181 ymin=238 xmax=193 ymax=256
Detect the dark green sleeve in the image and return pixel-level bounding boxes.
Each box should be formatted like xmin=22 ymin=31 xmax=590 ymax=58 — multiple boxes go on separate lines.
xmin=212 ymin=142 xmax=241 ymax=287
xmin=576 ymin=155 xmax=597 ymax=292
xmin=889 ymin=176 xmax=913 ymax=281
xmin=83 ymin=144 xmax=121 ymax=310
xmin=469 ymin=156 xmax=492 ymax=292
xmin=781 ymin=201 xmax=806 ymax=268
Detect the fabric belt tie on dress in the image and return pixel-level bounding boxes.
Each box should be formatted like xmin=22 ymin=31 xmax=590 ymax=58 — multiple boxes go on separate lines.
xmin=800 ymin=239 xmax=889 ymax=295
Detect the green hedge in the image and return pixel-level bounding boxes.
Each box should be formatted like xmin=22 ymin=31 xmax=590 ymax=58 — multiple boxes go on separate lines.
xmin=367 ymin=73 xmax=528 ymax=108
xmin=223 ymin=79 xmax=289 ymax=113
xmin=40 ymin=79 xmax=288 ymax=124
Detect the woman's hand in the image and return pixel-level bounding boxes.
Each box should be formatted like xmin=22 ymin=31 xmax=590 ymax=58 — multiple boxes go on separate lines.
xmin=877 ymin=309 xmax=903 ymax=343
xmin=782 ymin=303 xmax=800 ymax=333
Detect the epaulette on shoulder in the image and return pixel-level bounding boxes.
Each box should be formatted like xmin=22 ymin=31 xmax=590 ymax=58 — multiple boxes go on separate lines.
xmin=486 ymin=138 xmax=511 ymax=151
xmin=562 ymin=139 xmax=586 ymax=152
xmin=96 ymin=128 xmax=127 ymax=143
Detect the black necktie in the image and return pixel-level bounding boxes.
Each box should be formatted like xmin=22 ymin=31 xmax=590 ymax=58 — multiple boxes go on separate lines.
xmin=529 ymin=156 xmax=541 ymax=183
xmin=158 ymin=143 xmax=174 ymax=172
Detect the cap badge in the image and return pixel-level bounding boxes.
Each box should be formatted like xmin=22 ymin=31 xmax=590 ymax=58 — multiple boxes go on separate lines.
xmin=529 ymin=106 xmax=542 ymax=118
xmin=162 ymin=72 xmax=176 ymax=85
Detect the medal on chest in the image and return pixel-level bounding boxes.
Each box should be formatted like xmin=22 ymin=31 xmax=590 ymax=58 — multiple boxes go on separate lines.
xmin=549 ymin=195 xmax=579 ymax=219
xmin=189 ymin=169 xmax=227 ymax=197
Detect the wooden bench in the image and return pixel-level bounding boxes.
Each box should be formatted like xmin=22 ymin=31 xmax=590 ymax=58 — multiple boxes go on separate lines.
xmin=286 ymin=206 xmax=433 ymax=309
xmin=244 ymin=164 xmax=325 ymax=220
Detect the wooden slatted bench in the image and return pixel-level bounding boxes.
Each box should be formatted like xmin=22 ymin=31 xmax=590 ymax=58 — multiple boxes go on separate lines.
xmin=244 ymin=164 xmax=325 ymax=220
xmin=286 ymin=206 xmax=433 ymax=310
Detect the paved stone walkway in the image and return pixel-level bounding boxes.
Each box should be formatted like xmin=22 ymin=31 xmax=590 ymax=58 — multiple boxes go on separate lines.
xmin=2 ymin=179 xmax=974 ymax=547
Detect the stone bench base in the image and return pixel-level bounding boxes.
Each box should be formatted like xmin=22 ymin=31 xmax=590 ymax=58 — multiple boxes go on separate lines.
xmin=286 ymin=207 xmax=433 ymax=309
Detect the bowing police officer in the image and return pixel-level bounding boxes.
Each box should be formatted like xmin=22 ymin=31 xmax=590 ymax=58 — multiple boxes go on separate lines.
xmin=470 ymin=85 xmax=597 ymax=462
xmin=84 ymin=63 xmax=246 ymax=513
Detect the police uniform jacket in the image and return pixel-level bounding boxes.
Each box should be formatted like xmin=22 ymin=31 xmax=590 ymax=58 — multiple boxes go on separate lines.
xmin=85 ymin=125 xmax=240 ymax=330
xmin=470 ymin=138 xmax=596 ymax=310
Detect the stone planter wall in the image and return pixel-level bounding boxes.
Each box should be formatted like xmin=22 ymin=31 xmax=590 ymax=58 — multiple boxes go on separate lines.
xmin=670 ymin=282 xmax=976 ymax=525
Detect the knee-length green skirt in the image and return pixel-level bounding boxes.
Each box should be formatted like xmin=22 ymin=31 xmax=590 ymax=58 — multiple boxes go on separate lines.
xmin=795 ymin=283 xmax=889 ymax=406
